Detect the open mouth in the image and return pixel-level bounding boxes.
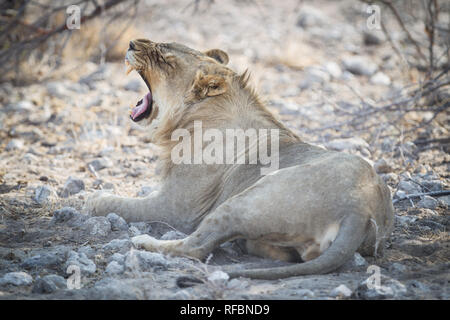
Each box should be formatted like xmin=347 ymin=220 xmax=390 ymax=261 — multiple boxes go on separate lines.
xmin=126 ymin=61 xmax=153 ymax=122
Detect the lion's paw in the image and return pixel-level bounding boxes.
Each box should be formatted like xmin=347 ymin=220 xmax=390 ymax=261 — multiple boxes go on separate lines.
xmin=84 ymin=190 xmax=113 ymax=216
xmin=131 ymin=234 xmax=160 ymax=251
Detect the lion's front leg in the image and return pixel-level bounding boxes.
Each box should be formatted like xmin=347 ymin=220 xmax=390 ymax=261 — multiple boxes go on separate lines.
xmin=84 ymin=190 xmax=169 ymax=223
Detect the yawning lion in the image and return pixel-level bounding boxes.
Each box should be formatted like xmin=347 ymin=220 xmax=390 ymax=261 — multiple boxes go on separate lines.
xmin=85 ymin=39 xmax=394 ymax=279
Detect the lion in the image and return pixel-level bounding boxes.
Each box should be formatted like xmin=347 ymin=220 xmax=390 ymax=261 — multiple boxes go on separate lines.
xmin=85 ymin=38 xmax=394 ymax=279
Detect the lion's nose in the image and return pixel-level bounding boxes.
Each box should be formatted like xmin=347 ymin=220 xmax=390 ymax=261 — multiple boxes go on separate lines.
xmin=129 ymin=41 xmax=136 ymax=51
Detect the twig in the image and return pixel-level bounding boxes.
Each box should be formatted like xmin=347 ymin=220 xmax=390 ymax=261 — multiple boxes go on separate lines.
xmin=393 ymin=190 xmax=450 ymax=204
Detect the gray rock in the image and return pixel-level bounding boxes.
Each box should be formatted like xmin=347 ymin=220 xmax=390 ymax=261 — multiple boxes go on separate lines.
xmin=21 ymin=253 xmax=63 ymax=270
xmin=342 ymin=56 xmax=378 ymax=76
xmin=296 ymin=289 xmax=315 ymax=298
xmin=0 ymin=271 xmax=33 ymax=286
xmin=32 ymin=277 xmax=58 ymax=294
xmin=299 ymin=66 xmax=330 ymax=89
xmin=109 ymin=253 xmax=125 ymax=264
xmin=5 ymin=139 xmax=24 ymax=151
xmin=65 ymin=251 xmax=96 ymax=274
xmin=88 ymin=157 xmax=113 ymax=171
xmin=370 ymin=72 xmax=391 ymax=85
xmin=83 ymin=217 xmax=111 ymax=237
xmin=78 ymin=245 xmax=96 ymax=259
xmin=7 ymin=100 xmax=34 ymax=112
xmin=105 ymin=261 xmax=125 ymax=274
xmin=296 ymin=6 xmax=326 ymax=28
xmin=33 ymin=185 xmax=53 ymax=205
xmin=59 ymin=177 xmax=85 ymax=198
xmin=417 ymin=196 xmax=439 ymax=210
xmin=396 ymin=215 xmax=417 ymax=227
xmin=46 ymin=81 xmax=69 ymax=98
xmin=129 ymin=222 xmax=152 ymax=235
xmin=339 ymin=252 xmax=368 ymax=272
xmin=389 ymin=263 xmax=408 ymax=274
xmin=128 ymin=226 xmax=141 ymax=237
xmin=124 ymin=249 xmax=170 ymax=272
xmin=91 ymin=278 xmax=143 ymax=299
xmin=331 ymin=284 xmax=352 ymax=298
xmin=102 ymin=238 xmax=132 ymax=252
xmin=397 ymin=180 xmax=421 ymax=194
xmin=207 ymin=270 xmax=229 ymax=286
xmin=107 ymin=213 xmax=128 ymax=231
xmin=323 ymin=61 xmax=342 ymax=78
xmin=353 ymin=276 xmax=407 ymax=299
xmin=394 ymin=239 xmax=438 ymax=257
xmin=160 ymin=230 xmax=187 ymax=241
xmin=227 ymin=278 xmax=249 ymax=290
xmin=363 ymin=30 xmax=385 ymax=45
xmin=51 ymin=207 xmax=86 ymax=226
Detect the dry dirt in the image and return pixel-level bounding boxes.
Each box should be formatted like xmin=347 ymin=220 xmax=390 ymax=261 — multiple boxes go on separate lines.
xmin=0 ymin=0 xmax=448 ymax=299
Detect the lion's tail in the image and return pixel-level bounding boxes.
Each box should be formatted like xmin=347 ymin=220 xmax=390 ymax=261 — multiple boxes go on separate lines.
xmin=226 ymin=213 xmax=369 ymax=280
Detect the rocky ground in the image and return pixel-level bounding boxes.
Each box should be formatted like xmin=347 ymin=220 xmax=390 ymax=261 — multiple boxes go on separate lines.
xmin=0 ymin=0 xmax=448 ymax=299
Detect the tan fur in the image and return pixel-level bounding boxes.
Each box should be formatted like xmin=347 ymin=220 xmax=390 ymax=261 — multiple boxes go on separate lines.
xmin=85 ymin=39 xmax=394 ymax=279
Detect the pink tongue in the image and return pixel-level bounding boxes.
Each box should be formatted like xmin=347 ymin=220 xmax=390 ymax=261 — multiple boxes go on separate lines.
xmin=131 ymin=92 xmax=152 ymax=120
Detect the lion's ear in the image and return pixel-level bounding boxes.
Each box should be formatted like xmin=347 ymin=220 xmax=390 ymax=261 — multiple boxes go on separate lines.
xmin=204 ymin=49 xmax=229 ymax=65
xmin=191 ymin=70 xmax=228 ymax=99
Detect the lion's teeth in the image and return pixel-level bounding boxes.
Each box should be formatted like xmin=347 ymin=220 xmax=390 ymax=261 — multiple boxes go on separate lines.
xmin=126 ymin=65 xmax=133 ymax=75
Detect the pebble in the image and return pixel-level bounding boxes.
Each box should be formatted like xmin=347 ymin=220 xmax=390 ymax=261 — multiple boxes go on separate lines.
xmin=342 ymin=56 xmax=378 ymax=76
xmin=417 ymin=196 xmax=439 ymax=210
xmin=397 ymin=180 xmax=421 ymax=194
xmin=207 ymin=270 xmax=230 ymax=285
xmin=33 ymin=185 xmax=53 ymax=205
xmin=65 ymin=251 xmax=96 ymax=274
xmin=32 ymin=277 xmax=58 ymax=294
xmin=88 ymin=157 xmax=113 ymax=171
xmin=5 ymin=139 xmax=24 ymax=151
xmin=370 ymin=72 xmax=391 ymax=86
xmin=21 ymin=246 xmax=70 ymax=270
xmin=59 ymin=177 xmax=85 ymax=198
xmin=296 ymin=289 xmax=315 ymax=298
xmin=124 ymin=249 xmax=170 ymax=272
xmin=102 ymin=239 xmax=132 ymax=252
xmin=331 ymin=284 xmax=353 ymax=298
xmin=0 ymin=272 xmax=33 ymax=286
xmin=51 ymin=207 xmax=86 ymax=226
xmin=353 ymin=276 xmax=407 ymax=299
xmin=83 ymin=217 xmax=112 ymax=237
xmin=363 ymin=30 xmax=385 ymax=45
xmin=105 ymin=261 xmax=125 ymax=274
xmin=136 ymin=186 xmax=154 ymax=197
xmin=323 ymin=61 xmax=342 ymax=78
xmin=107 ymin=213 xmax=128 ymax=231
xmin=296 ymin=6 xmax=326 ymax=28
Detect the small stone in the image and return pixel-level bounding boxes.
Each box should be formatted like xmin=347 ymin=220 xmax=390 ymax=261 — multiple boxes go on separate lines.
xmin=370 ymin=72 xmax=391 ymax=85
xmin=417 ymin=196 xmax=439 ymax=210
xmin=296 ymin=289 xmax=315 ymax=298
xmin=88 ymin=158 xmax=113 ymax=171
xmin=124 ymin=249 xmax=169 ymax=272
xmin=109 ymin=253 xmax=125 ymax=264
xmin=397 ymin=180 xmax=421 ymax=194
xmin=160 ymin=230 xmax=187 ymax=241
xmin=5 ymin=139 xmax=24 ymax=151
xmin=342 ymin=56 xmax=378 ymax=76
xmin=363 ymin=30 xmax=385 ymax=45
xmin=374 ymin=159 xmax=392 ymax=174
xmin=323 ymin=61 xmax=342 ymax=78
xmin=78 ymin=245 xmax=96 ymax=258
xmin=389 ymin=263 xmax=408 ymax=273
xmin=83 ymin=217 xmax=111 ymax=237
xmin=296 ymin=6 xmax=326 ymax=28
xmin=353 ymin=276 xmax=407 ymax=299
xmin=51 ymin=207 xmax=86 ymax=226
xmin=331 ymin=284 xmax=352 ymax=298
xmin=102 ymin=238 xmax=132 ymax=252
xmin=129 ymin=222 xmax=152 ymax=234
xmin=0 ymin=271 xmax=33 ymax=286
xmin=105 ymin=261 xmax=125 ymax=274
xmin=207 ymin=270 xmax=229 ymax=285
xmin=33 ymin=185 xmax=53 ymax=205
xmin=226 ymin=278 xmax=249 ymax=290
xmin=65 ymin=251 xmax=96 ymax=274
xmin=59 ymin=177 xmax=85 ymax=198
xmin=396 ymin=215 xmax=417 ymax=227
xmin=128 ymin=226 xmax=141 ymax=237
xmin=107 ymin=213 xmax=128 ymax=231
xmin=32 ymin=277 xmax=58 ymax=294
